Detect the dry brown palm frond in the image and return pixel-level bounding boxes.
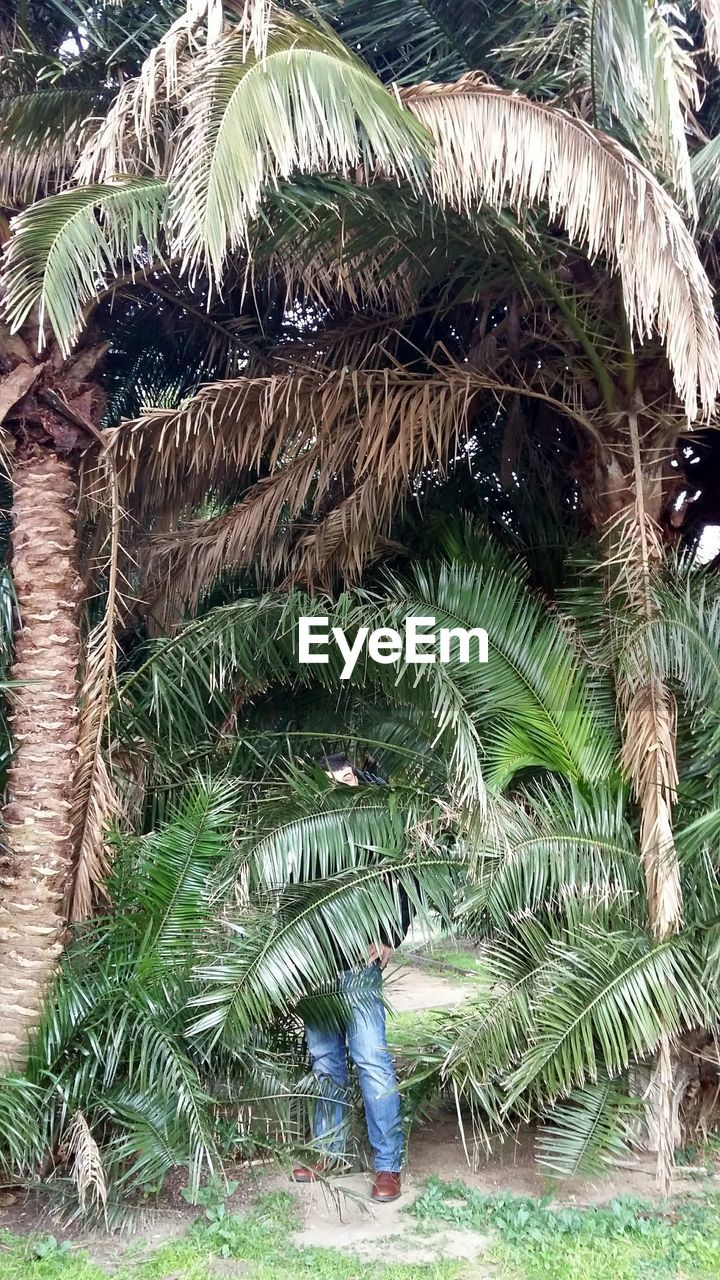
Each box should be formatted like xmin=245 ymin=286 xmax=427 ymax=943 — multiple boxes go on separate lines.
xmin=698 ymin=0 xmax=720 ymax=67
xmin=76 ymin=24 xmax=188 ymax=183
xmin=109 ymin=362 xmax=602 ymax=511
xmin=64 ymin=1112 xmax=107 ymax=1215
xmin=75 ymin=0 xmax=243 ymax=184
xmin=67 ymin=456 xmax=125 ymax=922
xmin=113 ymin=360 xmax=606 ymax=599
xmin=400 ymin=74 xmax=720 ymax=420
xmin=253 ymin=241 xmax=420 ymax=318
xmin=256 ymin=315 xmax=406 ymax=376
xmin=145 ymin=443 xmax=337 ymax=612
xmin=107 ymin=369 xmax=351 ymax=522
xmin=288 ymin=474 xmax=406 ymax=584
xmin=138 ymin=366 xmax=479 ymax=601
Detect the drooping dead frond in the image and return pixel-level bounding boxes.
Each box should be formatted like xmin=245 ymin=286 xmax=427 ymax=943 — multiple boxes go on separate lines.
xmin=235 ymin=0 xmax=272 ymax=58
xmin=289 ymin=473 xmax=404 ymax=584
xmin=117 ymin=365 xmax=477 ymax=601
xmin=75 ymin=0 xmax=229 ymax=185
xmin=111 ymin=360 xmax=608 ymax=599
xmin=67 ymin=456 xmax=124 ymax=922
xmin=109 ymin=361 xmax=601 ymax=518
xmin=64 ymin=1112 xmax=107 ymax=1215
xmin=108 ymin=371 xmax=340 ymax=521
xmin=698 ymin=0 xmax=720 ymax=66
xmin=400 ymin=75 xmax=720 ymax=420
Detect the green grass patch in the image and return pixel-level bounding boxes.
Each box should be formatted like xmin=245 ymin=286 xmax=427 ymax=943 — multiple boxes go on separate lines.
xmin=0 ymin=1192 xmax=466 ymax=1280
xmin=386 ymin=1008 xmax=443 ymax=1053
xmin=422 ymin=946 xmax=479 ymax=977
xmin=397 ymin=945 xmax=480 ymax=981
xmin=411 ymin=1177 xmax=720 ymax=1279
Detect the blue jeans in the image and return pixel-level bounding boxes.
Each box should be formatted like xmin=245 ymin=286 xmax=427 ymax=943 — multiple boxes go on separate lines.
xmin=303 ymin=963 xmax=404 ymax=1173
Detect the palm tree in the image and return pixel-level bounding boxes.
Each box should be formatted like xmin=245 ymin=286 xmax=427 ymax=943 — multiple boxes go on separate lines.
xmin=3 ymin=1 xmax=720 ymax=1190
xmin=0 ymin=0 xmax=288 ymax=1065
xmin=0 ymin=0 xmax=154 ymax=1069
xmin=110 ymin=516 xmax=720 ymax=1184
xmin=99 ymin=512 xmax=717 ymax=1177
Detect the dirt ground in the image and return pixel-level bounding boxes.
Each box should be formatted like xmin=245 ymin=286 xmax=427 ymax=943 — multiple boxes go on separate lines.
xmin=382 ymin=959 xmax=475 ymax=1013
xmin=1 ymin=1111 xmax=708 ymax=1273
xmin=266 ymin=1110 xmax=710 ymax=1266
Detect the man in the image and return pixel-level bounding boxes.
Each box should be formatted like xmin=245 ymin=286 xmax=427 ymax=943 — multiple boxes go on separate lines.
xmin=292 ymin=752 xmax=410 ymax=1203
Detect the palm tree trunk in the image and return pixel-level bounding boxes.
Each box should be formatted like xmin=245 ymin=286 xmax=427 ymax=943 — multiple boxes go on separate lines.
xmin=605 ymin=402 xmax=682 ymax=1194
xmin=0 ymin=449 xmax=83 ymax=1068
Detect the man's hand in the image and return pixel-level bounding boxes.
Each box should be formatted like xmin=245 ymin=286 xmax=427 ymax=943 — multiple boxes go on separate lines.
xmin=369 ymin=942 xmax=393 ymax=969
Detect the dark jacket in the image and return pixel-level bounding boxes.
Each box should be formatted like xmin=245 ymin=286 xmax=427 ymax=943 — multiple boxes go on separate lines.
xmin=332 ymin=767 xmax=415 ymax=968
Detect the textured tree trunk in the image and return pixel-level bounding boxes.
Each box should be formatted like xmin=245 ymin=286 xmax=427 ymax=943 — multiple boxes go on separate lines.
xmin=0 ymin=449 xmax=83 ymax=1068
xmin=600 ymin=402 xmax=683 ymax=1195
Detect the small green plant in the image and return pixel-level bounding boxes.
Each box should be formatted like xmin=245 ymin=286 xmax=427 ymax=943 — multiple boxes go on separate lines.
xmin=411 ymin=1178 xmax=720 ymax=1279
xmin=181 ymin=1174 xmax=239 ymax=1217
xmin=31 ymin=1235 xmax=73 ymax=1259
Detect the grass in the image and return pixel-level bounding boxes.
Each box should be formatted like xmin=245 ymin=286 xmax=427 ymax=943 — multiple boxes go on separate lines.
xmin=397 ymin=944 xmax=480 ymax=981
xmin=423 ymin=946 xmax=480 ymax=977
xmin=386 ymin=1008 xmax=442 ymax=1053
xmin=0 ymin=1191 xmax=466 ymax=1280
xmin=412 ymin=1177 xmax=720 ymax=1279
xmin=5 ymin=1176 xmax=720 ymax=1280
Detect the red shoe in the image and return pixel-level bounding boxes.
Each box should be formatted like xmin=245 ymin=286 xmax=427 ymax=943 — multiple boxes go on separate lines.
xmin=371 ymin=1171 xmax=401 ymax=1202
xmin=291 ymin=1160 xmax=346 ymax=1182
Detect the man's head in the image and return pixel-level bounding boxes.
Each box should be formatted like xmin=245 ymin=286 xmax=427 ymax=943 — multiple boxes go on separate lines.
xmin=320 ymin=752 xmax=358 ymax=787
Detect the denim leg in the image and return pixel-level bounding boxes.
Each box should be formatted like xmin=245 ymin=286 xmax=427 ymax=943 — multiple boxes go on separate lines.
xmin=344 ymin=965 xmax=404 ymax=1172
xmin=304 ymin=1021 xmax=350 ymax=1156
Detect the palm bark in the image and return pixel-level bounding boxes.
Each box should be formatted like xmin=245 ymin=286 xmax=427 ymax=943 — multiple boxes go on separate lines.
xmin=601 ymin=399 xmax=683 ymax=1194
xmin=0 ymin=319 xmax=104 ymax=1068
xmin=0 ymin=449 xmax=83 ymax=1066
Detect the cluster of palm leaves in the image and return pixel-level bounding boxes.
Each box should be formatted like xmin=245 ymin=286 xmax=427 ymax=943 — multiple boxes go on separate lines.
xmin=2 ymin=0 xmax=720 ymax=1208
xmin=6 ymin=514 xmax=708 ymax=1197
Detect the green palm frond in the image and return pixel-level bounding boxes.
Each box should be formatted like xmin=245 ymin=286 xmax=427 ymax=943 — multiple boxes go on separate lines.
xmin=19 ymin=775 xmax=242 ymax=1196
xmin=315 ymin=0 xmax=513 ymax=85
xmin=692 ymin=132 xmax=720 ymax=232
xmin=242 ymin=774 xmax=412 ymax=888
xmin=2 ymin=175 xmax=169 ymax=351
xmin=468 ymin=781 xmax=642 ymax=930
xmin=169 ymin=10 xmax=430 ymax=280
xmin=440 ymin=937 xmax=544 ymax=1101
xmin=132 ymin=773 xmax=239 ymax=961
xmin=189 ymin=849 xmax=462 ymax=1045
xmin=117 ymin=525 xmax=616 ymax=801
xmin=628 ymin=570 xmax=720 ymax=721
xmin=504 ymin=929 xmax=711 ymax=1105
xmin=589 ymin=0 xmax=698 ymax=211
xmin=536 ymin=1081 xmax=637 ymax=1179
xmin=0 ymin=1075 xmax=44 ymax=1173
xmin=378 ymin=552 xmax=617 ymax=789
xmin=107 ymin=1019 xmax=221 ymax=1193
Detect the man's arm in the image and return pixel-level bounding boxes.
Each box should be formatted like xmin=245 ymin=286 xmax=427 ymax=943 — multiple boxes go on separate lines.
xmin=371 ymin=876 xmax=414 ymax=966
